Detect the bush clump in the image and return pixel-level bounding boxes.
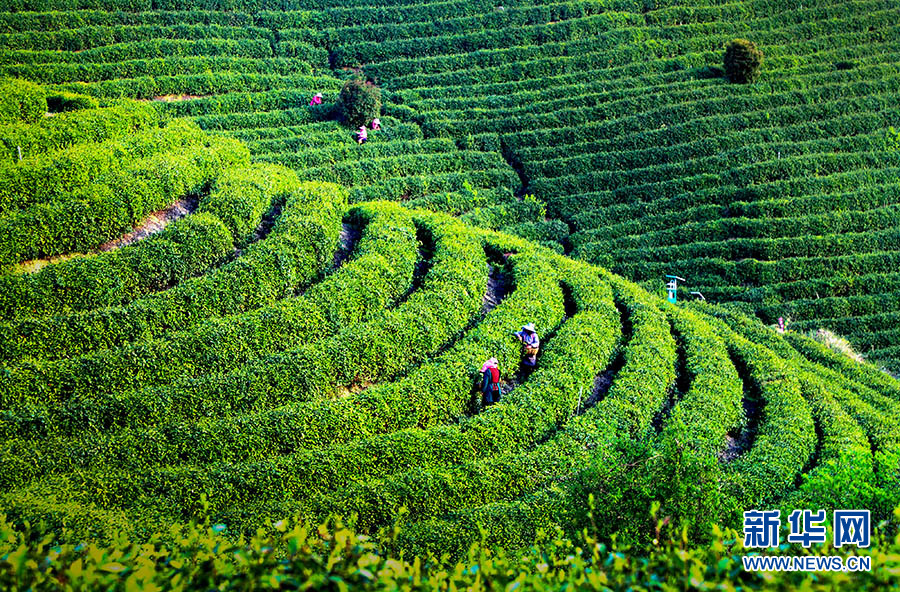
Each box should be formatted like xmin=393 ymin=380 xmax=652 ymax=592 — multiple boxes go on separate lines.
xmin=0 ymin=78 xmax=46 ymax=124
xmin=338 ymin=78 xmax=381 ymax=128
xmin=723 ymin=39 xmax=763 ymax=83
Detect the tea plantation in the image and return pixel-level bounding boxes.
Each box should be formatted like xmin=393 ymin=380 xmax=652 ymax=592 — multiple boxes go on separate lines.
xmin=0 ymin=0 xmax=899 ymax=589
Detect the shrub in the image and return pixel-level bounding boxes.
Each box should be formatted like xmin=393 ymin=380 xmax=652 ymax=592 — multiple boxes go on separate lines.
xmin=338 ymin=78 xmax=381 ymax=128
xmin=0 ymin=78 xmax=46 ymax=124
xmin=723 ymin=39 xmax=763 ymax=84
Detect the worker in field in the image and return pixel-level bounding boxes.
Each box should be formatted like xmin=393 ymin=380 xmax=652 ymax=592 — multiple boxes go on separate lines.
xmin=357 ymin=125 xmax=368 ymax=144
xmin=371 ymin=117 xmax=381 ymax=131
xmin=309 ymin=92 xmax=323 ymax=106
xmin=481 ymin=357 xmax=501 ymax=406
xmin=514 ymin=323 xmax=540 ymax=372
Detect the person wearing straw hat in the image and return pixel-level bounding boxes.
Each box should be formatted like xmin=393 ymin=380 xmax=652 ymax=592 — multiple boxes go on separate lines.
xmin=309 ymin=92 xmax=323 ymax=106
xmin=481 ymin=357 xmax=501 ymax=407
xmin=514 ymin=323 xmax=540 ymax=370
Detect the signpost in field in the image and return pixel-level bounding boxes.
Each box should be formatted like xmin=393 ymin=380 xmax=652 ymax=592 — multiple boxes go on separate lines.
xmin=665 ymin=274 xmax=685 ymax=304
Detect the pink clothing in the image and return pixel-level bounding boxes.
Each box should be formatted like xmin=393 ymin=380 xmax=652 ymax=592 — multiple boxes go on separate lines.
xmin=371 ymin=118 xmax=381 ymax=130
xmin=481 ymin=358 xmax=499 ymax=373
xmin=309 ymin=94 xmax=323 ymax=106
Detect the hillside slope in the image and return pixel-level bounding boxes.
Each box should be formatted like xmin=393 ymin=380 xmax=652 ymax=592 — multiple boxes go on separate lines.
xmin=3 ymin=0 xmax=896 ymax=370
xmin=0 ymin=1 xmax=899 ymax=558
xmin=0 ymin=104 xmax=898 ymax=553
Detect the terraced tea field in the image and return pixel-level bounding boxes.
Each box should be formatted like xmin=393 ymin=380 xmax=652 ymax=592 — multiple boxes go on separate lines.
xmin=0 ymin=0 xmax=899 ymax=588
xmin=3 ymin=0 xmax=897 ymax=371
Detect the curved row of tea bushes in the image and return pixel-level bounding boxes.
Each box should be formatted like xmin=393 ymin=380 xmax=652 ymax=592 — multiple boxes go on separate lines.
xmin=535 ymin=151 xmax=900 ymax=214
xmin=0 ymin=180 xmax=346 ymax=363
xmin=755 ymin=289 xmax=900 ymax=325
xmin=299 ymin=265 xmax=620 ymax=530
xmin=0 ymin=23 xmax=274 ymax=52
xmin=346 ymin=169 xmax=519 ymax=204
xmin=254 ymin=138 xmax=457 ymax=171
xmin=93 ymin=238 xmax=567 ymax=471
xmin=3 ymin=205 xmax=487 ymax=436
xmin=239 ymin=117 xmax=422 ymax=149
xmin=4 ymin=38 xmax=274 ymax=64
xmin=159 ymin=87 xmax=339 ymax=119
xmin=334 ymin=14 xmax=644 ymax=67
xmin=659 ymin=307 xmax=744 ymax=458
xmin=127 ymin=258 xmax=613 ymax=519
xmin=5 ymin=58 xmax=313 ymax=86
xmin=390 ymin=273 xmax=678 ymax=558
xmin=712 ymin=330 xmax=816 ymax=517
xmin=0 ymin=98 xmax=160 ymax=162
xmin=294 ymin=151 xmax=511 ymax=187
xmin=381 ymin=5 xmax=894 ymax=84
xmin=252 ymin=241 xmax=567 ymax=451
xmin=0 ymin=163 xmax=297 ymax=321
xmin=0 ymin=180 xmax=348 ymax=411
xmin=308 ymin=0 xmax=610 ymax=49
xmin=613 ymin=250 xmax=900 ymax=289
xmin=568 ymin=177 xmax=900 ymax=246
xmin=8 ymin=245 xmax=569 ymax=528
xmin=590 ymin=228 xmax=900 ymax=273
xmin=683 ymin=307 xmax=877 ymax=514
xmin=609 ymin=304 xmax=746 ymax=541
xmin=0 ymin=203 xmax=424 ymax=486
xmin=59 ymin=72 xmax=330 ymax=101
xmin=32 ymin=263 xmax=614 ymax=523
xmin=0 ymin=10 xmax=255 ymax=32
xmin=0 ymin=214 xmax=232 ymax=321
xmin=781 ymin=369 xmax=878 ymax=513
xmin=278 ymin=0 xmax=609 ymax=41
xmin=549 ymin=159 xmax=900 ymax=224
xmin=572 ymin=199 xmax=900 ymax=254
xmin=704 ymin=269 xmax=900 ymax=304
xmin=0 ymin=124 xmax=249 ymax=267
xmin=0 ymin=115 xmax=195 ymax=216
xmin=796 ymin=357 xmax=900 ymax=501
xmin=392 ymin=37 xmax=875 ymax=109
xmin=785 ymin=332 xmax=900 ymax=402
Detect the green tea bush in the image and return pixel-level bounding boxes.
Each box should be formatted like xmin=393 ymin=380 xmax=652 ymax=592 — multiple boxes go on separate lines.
xmin=0 ymin=99 xmax=160 ymax=162
xmin=704 ymin=324 xmax=816 ymax=519
xmin=394 ymin=271 xmax=677 ymax=558
xmin=782 ymin=369 xmax=879 ymax=512
xmin=31 ymin=206 xmax=484 ymax=423
xmin=0 ymin=78 xmax=46 ymax=124
xmin=0 ymin=162 xmax=297 ymax=322
xmin=307 ymin=264 xmax=619 ymax=530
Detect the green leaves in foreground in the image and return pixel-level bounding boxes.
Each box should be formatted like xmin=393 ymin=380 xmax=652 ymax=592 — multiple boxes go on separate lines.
xmin=1 ymin=508 xmax=898 ymax=591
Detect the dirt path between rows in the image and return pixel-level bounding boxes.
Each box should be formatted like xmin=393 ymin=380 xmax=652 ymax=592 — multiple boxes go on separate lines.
xmin=100 ymin=198 xmax=197 ymax=252
xmin=12 ymin=197 xmax=197 ymax=274
xmin=331 ymin=222 xmax=362 ymax=270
